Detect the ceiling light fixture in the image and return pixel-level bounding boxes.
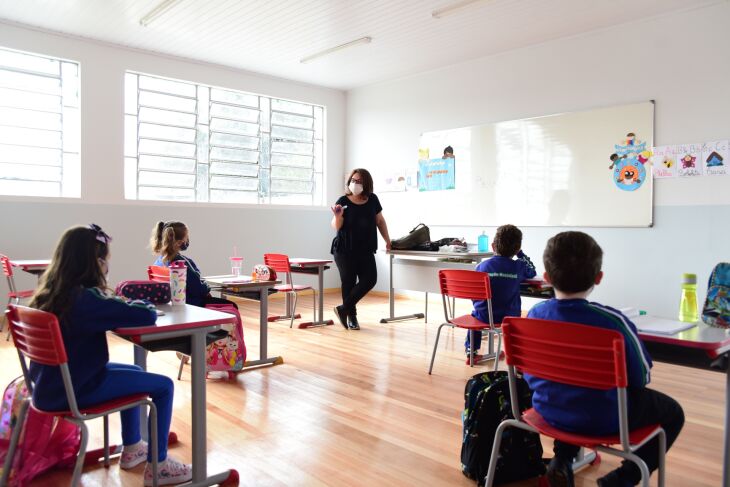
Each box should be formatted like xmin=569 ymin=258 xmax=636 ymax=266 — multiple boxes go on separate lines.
xmin=300 ymin=36 xmax=372 ymax=64
xmin=432 ymin=0 xmax=489 ymax=19
xmin=139 ymin=0 xmax=183 ymax=27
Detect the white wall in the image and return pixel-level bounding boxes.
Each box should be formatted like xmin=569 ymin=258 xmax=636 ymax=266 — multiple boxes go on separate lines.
xmin=0 ymin=23 xmax=345 ymax=295
xmin=346 ymin=3 xmax=730 ymax=316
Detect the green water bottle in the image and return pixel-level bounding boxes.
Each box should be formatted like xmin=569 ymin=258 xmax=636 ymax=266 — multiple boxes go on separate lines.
xmin=678 ymin=273 xmax=698 ymax=322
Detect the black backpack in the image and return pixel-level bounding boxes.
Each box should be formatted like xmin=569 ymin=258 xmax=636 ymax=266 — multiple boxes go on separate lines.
xmin=460 ymin=371 xmax=545 ymax=486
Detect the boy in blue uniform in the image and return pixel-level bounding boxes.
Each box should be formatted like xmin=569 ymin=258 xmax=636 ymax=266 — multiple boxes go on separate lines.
xmin=467 ymin=224 xmax=536 ymax=359
xmin=527 ymin=231 xmax=684 ymax=487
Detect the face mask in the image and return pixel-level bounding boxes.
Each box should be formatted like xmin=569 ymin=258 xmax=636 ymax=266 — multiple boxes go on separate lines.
xmin=180 ymin=240 xmax=189 ymax=251
xmin=349 ymin=183 xmax=363 ymax=196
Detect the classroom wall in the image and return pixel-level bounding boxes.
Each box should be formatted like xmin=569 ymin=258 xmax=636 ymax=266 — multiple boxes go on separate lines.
xmin=0 ymin=22 xmax=345 ymax=296
xmin=346 ymin=3 xmax=730 ymax=317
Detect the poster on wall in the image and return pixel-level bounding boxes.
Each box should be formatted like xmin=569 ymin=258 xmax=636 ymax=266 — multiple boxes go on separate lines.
xmin=676 ymin=143 xmax=703 ymax=177
xmin=379 ymin=170 xmax=407 ymax=192
xmin=418 ymin=157 xmax=455 ymax=191
xmin=701 ymin=140 xmax=728 ymax=176
xmin=610 ymin=132 xmax=650 ymax=191
xmin=651 ymin=145 xmax=678 ymax=178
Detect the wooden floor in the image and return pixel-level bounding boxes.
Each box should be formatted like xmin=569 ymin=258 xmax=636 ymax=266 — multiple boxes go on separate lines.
xmin=0 ymin=292 xmax=724 ymax=486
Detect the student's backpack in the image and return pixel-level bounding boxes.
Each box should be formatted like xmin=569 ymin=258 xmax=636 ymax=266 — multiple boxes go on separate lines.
xmin=204 ymin=304 xmax=246 ymax=378
xmin=0 ymin=377 xmax=80 ymax=486
xmin=115 ymin=280 xmax=171 ymax=304
xmin=460 ymin=371 xmax=545 ymax=486
xmin=702 ymin=262 xmax=730 ymax=328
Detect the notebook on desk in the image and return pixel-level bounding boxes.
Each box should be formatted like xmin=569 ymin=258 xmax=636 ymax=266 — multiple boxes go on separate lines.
xmin=622 ymin=309 xmax=697 ymax=335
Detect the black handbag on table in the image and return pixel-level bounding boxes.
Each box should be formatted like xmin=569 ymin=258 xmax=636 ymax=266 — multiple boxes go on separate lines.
xmin=391 ymin=224 xmax=431 ymax=250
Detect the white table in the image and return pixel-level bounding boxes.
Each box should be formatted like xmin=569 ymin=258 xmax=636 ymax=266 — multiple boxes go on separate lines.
xmin=204 ymin=275 xmax=284 ymax=369
xmin=115 ymin=304 xmax=238 ymax=487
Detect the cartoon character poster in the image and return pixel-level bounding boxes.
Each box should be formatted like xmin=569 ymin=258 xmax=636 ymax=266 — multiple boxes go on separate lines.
xmin=676 ymin=143 xmax=703 ymax=177
xmin=701 ymin=140 xmax=728 ymax=176
xmin=651 ymin=145 xmax=678 ymax=178
xmin=418 ymin=157 xmax=455 ymax=191
xmin=610 ymin=132 xmax=649 ymax=191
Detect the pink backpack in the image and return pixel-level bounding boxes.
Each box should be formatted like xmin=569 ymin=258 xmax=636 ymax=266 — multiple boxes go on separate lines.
xmin=204 ymin=304 xmax=246 ymax=378
xmin=0 ymin=377 xmax=80 ymax=486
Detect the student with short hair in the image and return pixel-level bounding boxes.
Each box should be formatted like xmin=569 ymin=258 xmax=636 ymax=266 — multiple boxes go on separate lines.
xmin=466 ymin=224 xmax=536 ymax=357
xmin=527 ymin=231 xmax=684 ymax=487
xmin=150 ymin=221 xmax=237 ymax=309
xmin=29 ymin=224 xmax=191 ymax=486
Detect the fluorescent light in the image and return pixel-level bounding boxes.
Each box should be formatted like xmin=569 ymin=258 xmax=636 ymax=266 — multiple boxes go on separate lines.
xmin=432 ymin=0 xmax=488 ymax=19
xmin=300 ymin=37 xmax=372 ymax=64
xmin=139 ymin=0 xmax=183 ymax=27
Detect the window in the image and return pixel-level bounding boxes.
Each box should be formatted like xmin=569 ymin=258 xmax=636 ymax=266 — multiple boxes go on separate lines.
xmin=124 ymin=72 xmax=324 ymax=206
xmin=0 ymin=47 xmax=80 ymax=197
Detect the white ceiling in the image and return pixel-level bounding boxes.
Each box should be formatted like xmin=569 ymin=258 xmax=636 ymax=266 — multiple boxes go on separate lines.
xmin=0 ymin=0 xmax=721 ymax=90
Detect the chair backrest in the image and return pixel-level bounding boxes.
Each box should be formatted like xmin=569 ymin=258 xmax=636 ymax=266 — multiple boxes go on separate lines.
xmin=438 ymin=269 xmax=494 ymax=325
xmin=1 ymin=254 xmax=13 ymax=278
xmin=438 ymin=269 xmax=492 ymax=300
xmin=263 ymin=253 xmax=291 ymax=274
xmin=147 ymin=265 xmax=170 ymax=282
xmin=501 ymin=316 xmax=631 ymax=447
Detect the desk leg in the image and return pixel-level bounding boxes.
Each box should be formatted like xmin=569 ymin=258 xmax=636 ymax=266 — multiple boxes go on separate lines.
xmin=722 ymin=360 xmax=730 ymax=487
xmin=298 ymin=265 xmax=334 ymax=328
xmin=380 ymin=253 xmax=425 ymax=323
xmin=268 ymin=272 xmax=301 ymax=323
xmin=190 ymin=332 xmax=207 ymax=482
xmin=133 ymin=345 xmax=149 ymax=441
xmin=241 ymin=287 xmax=284 ymax=368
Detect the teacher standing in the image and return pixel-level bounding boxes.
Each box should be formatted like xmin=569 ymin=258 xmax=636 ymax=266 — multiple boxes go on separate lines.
xmin=331 ymin=168 xmax=391 ymax=330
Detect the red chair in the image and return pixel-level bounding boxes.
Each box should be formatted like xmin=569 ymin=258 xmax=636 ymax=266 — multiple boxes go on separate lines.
xmin=428 ymin=270 xmax=501 ymax=374
xmin=1 ymin=255 xmax=36 ymax=340
xmin=3 ymin=305 xmax=160 ymax=487
xmin=147 ymin=265 xmax=170 ymax=282
xmin=264 ymin=253 xmax=315 ymax=328
xmin=484 ymin=317 xmax=666 ymax=487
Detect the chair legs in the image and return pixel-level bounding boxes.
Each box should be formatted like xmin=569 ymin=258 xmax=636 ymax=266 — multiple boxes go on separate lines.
xmin=177 ymin=352 xmax=189 ymax=381
xmin=289 ymin=292 xmax=298 ymax=328
xmin=493 ymin=331 xmax=502 ymax=372
xmin=71 ymin=421 xmax=89 ymax=486
xmin=428 ymin=323 xmax=451 ymax=374
xmin=103 ymin=415 xmax=110 ymax=467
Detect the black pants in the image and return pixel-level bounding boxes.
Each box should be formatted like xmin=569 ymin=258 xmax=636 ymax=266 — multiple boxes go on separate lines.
xmin=334 ymin=252 xmax=377 ymax=317
xmin=553 ymin=388 xmax=684 ymax=484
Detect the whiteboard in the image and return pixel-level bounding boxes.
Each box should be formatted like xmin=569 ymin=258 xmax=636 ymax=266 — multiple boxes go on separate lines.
xmin=418 ymin=101 xmax=654 ymax=227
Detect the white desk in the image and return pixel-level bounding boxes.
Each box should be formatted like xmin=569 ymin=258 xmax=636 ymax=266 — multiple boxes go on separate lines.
xmin=380 ymin=249 xmax=493 ymax=323
xmin=115 ymin=304 xmax=238 ymax=487
xmin=638 ymin=316 xmax=730 ymax=486
xmin=204 ymin=275 xmax=284 ymax=369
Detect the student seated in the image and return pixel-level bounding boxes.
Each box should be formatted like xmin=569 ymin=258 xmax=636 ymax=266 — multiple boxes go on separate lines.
xmin=29 ymin=224 xmax=191 ymax=486
xmin=150 ymin=221 xmax=237 ymax=309
xmin=526 ymin=231 xmax=684 ymax=487
xmin=466 ymin=224 xmax=536 ymax=357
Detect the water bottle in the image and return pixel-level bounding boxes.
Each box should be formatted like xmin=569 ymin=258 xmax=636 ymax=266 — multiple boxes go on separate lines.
xmin=170 ymin=261 xmax=187 ymax=305
xmin=477 ymin=231 xmax=489 ymax=253
xmin=678 ymin=273 xmax=698 ymax=322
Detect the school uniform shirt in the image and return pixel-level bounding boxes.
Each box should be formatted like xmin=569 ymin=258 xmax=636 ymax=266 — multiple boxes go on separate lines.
xmin=29 ymin=287 xmax=156 ymax=411
xmin=153 ymin=254 xmax=210 ymax=307
xmin=330 ymin=193 xmax=383 ymax=255
xmin=524 ymin=298 xmax=653 ymax=436
xmin=472 ymin=251 xmax=537 ymax=324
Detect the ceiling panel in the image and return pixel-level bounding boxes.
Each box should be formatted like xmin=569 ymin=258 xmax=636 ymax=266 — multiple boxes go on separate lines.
xmin=0 ymin=0 xmax=721 ymax=90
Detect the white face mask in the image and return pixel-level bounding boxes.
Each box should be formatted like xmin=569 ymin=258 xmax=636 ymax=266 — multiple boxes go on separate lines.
xmin=349 ymin=183 xmax=363 ymax=195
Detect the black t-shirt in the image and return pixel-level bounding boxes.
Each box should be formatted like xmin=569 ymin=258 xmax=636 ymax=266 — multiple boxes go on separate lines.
xmin=331 ymin=193 xmax=383 ymax=255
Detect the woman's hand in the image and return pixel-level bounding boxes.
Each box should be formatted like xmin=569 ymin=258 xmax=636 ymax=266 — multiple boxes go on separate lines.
xmin=385 ymin=239 xmax=392 ymax=251
xmin=331 ymin=204 xmax=344 ymax=215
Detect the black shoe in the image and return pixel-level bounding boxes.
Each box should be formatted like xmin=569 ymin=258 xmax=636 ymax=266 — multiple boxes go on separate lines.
xmin=333 ymin=305 xmax=348 ymax=329
xmin=545 ymin=457 xmax=574 ymax=487
xmin=597 ymin=470 xmax=633 ymax=487
xmin=347 ymin=315 xmax=360 ymax=330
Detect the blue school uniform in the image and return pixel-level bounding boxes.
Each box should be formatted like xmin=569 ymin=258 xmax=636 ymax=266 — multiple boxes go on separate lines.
xmin=524 ymin=298 xmax=653 ymax=436
xmin=466 ymin=251 xmax=536 ymax=351
xmin=153 ymin=254 xmax=210 ymax=307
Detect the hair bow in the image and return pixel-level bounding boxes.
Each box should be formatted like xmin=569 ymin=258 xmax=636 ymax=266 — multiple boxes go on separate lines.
xmin=89 ymin=223 xmax=112 ymax=244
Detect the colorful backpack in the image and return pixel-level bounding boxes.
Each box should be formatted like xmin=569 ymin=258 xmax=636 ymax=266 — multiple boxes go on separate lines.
xmin=115 ymin=280 xmax=171 ymax=304
xmin=702 ymin=263 xmax=730 ymax=328
xmin=0 ymin=377 xmax=80 ymax=486
xmin=204 ymin=304 xmax=246 ymax=378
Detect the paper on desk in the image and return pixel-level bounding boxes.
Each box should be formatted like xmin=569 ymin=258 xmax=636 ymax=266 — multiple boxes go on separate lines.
xmin=631 ymin=315 xmax=697 ymax=335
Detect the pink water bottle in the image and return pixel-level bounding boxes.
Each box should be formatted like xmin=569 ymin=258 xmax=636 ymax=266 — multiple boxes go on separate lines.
xmin=169 ymin=261 xmax=187 ymax=305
